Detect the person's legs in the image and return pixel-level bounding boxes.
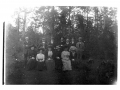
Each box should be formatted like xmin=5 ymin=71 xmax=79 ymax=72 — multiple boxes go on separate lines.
xmin=24 ymin=54 xmax=28 ymax=67
xmin=69 ymin=60 xmax=72 ymax=70
xmin=79 ymin=51 xmax=82 ymax=60
xmin=77 ymin=50 xmax=80 ymax=61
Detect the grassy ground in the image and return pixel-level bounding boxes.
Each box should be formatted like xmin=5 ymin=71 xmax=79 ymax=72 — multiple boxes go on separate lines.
xmin=5 ymin=53 xmax=117 ymax=85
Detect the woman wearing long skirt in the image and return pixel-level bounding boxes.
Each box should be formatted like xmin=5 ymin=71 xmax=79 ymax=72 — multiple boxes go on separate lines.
xmin=54 ymin=46 xmax=63 ymax=71
xmin=69 ymin=49 xmax=77 ymax=70
xmin=61 ymin=46 xmax=72 ymax=71
xmin=26 ymin=45 xmax=37 ymax=71
xmin=45 ymin=47 xmax=55 ymax=71
xmin=36 ymin=48 xmax=45 ymax=71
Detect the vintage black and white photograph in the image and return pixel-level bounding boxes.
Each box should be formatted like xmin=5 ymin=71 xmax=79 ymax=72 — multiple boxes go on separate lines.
xmin=3 ymin=2 xmax=118 ymax=85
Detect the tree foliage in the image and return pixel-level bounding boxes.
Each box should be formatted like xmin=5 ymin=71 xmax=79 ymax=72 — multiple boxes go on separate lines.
xmin=7 ymin=6 xmax=117 ymax=60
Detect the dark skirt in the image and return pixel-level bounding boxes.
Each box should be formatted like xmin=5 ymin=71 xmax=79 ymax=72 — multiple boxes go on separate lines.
xmin=36 ymin=62 xmax=45 ymax=71
xmin=71 ymin=59 xmax=77 ymax=69
xmin=55 ymin=59 xmax=63 ymax=70
xmin=26 ymin=59 xmax=37 ymax=70
xmin=46 ymin=59 xmax=55 ymax=71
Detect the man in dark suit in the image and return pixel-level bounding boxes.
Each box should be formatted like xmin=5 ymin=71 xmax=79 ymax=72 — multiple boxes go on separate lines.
xmin=70 ymin=49 xmax=77 ymax=70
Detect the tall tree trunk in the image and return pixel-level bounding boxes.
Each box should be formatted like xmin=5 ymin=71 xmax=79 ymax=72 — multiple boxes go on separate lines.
xmin=16 ymin=13 xmax=20 ymax=45
xmin=23 ymin=11 xmax=26 ymax=40
xmin=94 ymin=7 xmax=96 ymax=28
xmin=17 ymin=14 xmax=19 ymax=36
xmin=52 ymin=6 xmax=55 ymax=38
xmin=87 ymin=7 xmax=88 ymax=29
xmin=69 ymin=6 xmax=71 ymax=35
xmin=23 ymin=11 xmax=26 ymax=60
xmin=97 ymin=7 xmax=99 ymax=30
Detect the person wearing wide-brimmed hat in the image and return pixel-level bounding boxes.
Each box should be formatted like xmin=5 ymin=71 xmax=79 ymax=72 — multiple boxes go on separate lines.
xmin=36 ymin=48 xmax=45 ymax=71
xmin=26 ymin=45 xmax=37 ymax=70
xmin=61 ymin=45 xmax=72 ymax=71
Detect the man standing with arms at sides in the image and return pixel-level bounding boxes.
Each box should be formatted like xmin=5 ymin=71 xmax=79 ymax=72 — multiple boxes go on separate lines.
xmin=66 ymin=38 xmax=70 ymax=50
xmin=24 ymin=37 xmax=31 ymax=68
xmin=71 ymin=38 xmax=76 ymax=46
xmin=60 ymin=37 xmax=65 ymax=52
xmin=76 ymin=37 xmax=84 ymax=61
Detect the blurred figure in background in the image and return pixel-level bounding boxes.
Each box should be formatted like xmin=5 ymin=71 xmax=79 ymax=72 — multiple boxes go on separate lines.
xmin=24 ymin=37 xmax=31 ymax=68
xmin=76 ymin=37 xmax=84 ymax=61
xmin=70 ymin=38 xmax=76 ymax=46
xmin=60 ymin=37 xmax=65 ymax=52
xmin=66 ymin=38 xmax=70 ymax=49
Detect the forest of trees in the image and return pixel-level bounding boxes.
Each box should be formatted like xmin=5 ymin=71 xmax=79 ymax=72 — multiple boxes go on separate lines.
xmin=6 ymin=6 xmax=117 ymax=61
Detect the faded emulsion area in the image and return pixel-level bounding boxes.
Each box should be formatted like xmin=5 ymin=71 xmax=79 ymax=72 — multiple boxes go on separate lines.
xmin=4 ymin=6 xmax=117 ymax=85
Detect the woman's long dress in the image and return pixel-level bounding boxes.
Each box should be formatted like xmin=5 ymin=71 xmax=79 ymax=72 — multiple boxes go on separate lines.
xmin=61 ymin=51 xmax=72 ymax=71
xmin=36 ymin=53 xmax=45 ymax=71
xmin=54 ymin=50 xmax=63 ymax=71
xmin=70 ymin=52 xmax=77 ymax=69
xmin=46 ymin=51 xmax=55 ymax=71
xmin=26 ymin=50 xmax=37 ymax=70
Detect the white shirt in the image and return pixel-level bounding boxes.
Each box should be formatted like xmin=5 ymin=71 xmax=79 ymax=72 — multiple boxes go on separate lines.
xmin=48 ymin=51 xmax=53 ymax=57
xmin=61 ymin=51 xmax=70 ymax=60
xmin=36 ymin=53 xmax=45 ymax=62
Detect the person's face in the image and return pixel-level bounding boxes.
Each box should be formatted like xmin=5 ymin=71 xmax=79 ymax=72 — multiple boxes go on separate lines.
xmin=79 ymin=37 xmax=82 ymax=42
xmin=72 ymin=50 xmax=75 ymax=53
xmin=66 ymin=39 xmax=69 ymax=43
xmin=25 ymin=37 xmax=29 ymax=41
xmin=48 ymin=48 xmax=51 ymax=51
xmin=31 ymin=47 xmax=34 ymax=50
xmin=40 ymin=50 xmax=42 ymax=53
xmin=72 ymin=38 xmax=74 ymax=42
xmin=61 ymin=38 xmax=63 ymax=42
xmin=57 ymin=48 xmax=60 ymax=51
xmin=65 ymin=48 xmax=68 ymax=51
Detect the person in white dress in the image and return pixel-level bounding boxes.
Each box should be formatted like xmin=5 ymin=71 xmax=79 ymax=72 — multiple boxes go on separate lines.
xmin=61 ymin=46 xmax=72 ymax=71
xmin=45 ymin=47 xmax=55 ymax=71
xmin=36 ymin=48 xmax=45 ymax=71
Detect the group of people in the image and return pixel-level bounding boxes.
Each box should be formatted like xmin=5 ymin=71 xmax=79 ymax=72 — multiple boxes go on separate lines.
xmin=24 ymin=37 xmax=84 ymax=72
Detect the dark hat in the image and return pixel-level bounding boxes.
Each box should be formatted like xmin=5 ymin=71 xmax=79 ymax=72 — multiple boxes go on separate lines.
xmin=56 ymin=45 xmax=61 ymax=49
xmin=64 ymin=45 xmax=68 ymax=49
xmin=30 ymin=45 xmax=35 ymax=48
xmin=47 ymin=44 xmax=52 ymax=49
xmin=38 ymin=47 xmax=44 ymax=51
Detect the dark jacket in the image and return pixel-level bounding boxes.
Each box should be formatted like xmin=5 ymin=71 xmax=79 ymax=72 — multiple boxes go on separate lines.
xmin=55 ymin=50 xmax=61 ymax=60
xmin=28 ymin=50 xmax=37 ymax=58
xmin=70 ymin=52 xmax=77 ymax=60
xmin=45 ymin=50 xmax=54 ymax=60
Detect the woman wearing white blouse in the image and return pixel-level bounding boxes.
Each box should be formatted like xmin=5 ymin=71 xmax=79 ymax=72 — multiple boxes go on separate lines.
xmin=45 ymin=47 xmax=55 ymax=71
xmin=36 ymin=49 xmax=45 ymax=71
xmin=61 ymin=46 xmax=72 ymax=71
